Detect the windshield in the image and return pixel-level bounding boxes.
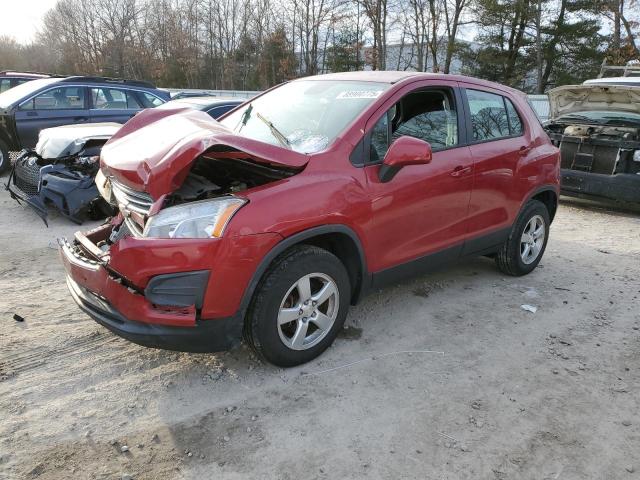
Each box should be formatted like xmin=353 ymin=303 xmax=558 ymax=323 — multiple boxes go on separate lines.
xmin=0 ymin=78 xmax=59 ymax=109
xmin=219 ymin=80 xmax=390 ymax=153
xmin=557 ymin=110 xmax=640 ymax=126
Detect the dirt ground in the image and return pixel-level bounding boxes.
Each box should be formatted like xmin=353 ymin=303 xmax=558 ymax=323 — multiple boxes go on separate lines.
xmin=0 ymin=191 xmax=639 ymax=480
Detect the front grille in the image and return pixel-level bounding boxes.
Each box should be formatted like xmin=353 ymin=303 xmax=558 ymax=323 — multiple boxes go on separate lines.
xmin=13 ymin=156 xmax=41 ymax=196
xmin=111 ymin=180 xmax=153 ymax=215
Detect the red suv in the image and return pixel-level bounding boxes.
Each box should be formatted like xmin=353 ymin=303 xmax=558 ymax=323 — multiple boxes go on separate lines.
xmin=59 ymin=72 xmax=560 ymax=366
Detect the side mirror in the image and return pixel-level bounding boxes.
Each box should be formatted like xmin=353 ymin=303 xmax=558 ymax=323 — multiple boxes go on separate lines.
xmin=378 ymin=136 xmax=433 ymax=183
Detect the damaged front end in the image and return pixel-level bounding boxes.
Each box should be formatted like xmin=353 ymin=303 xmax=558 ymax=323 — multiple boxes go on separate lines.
xmin=545 ymin=85 xmax=640 ymax=204
xmin=58 ymin=108 xmax=305 ymax=351
xmin=5 ymin=123 xmax=120 ymax=224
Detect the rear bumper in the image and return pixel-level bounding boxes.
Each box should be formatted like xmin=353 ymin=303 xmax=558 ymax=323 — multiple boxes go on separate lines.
xmin=561 ymin=169 xmax=640 ymax=204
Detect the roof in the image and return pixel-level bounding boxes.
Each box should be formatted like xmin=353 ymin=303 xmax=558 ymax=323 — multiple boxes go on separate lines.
xmin=295 ymin=71 xmax=526 ymax=95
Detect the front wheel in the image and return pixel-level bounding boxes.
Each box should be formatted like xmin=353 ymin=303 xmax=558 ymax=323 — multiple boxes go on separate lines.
xmin=0 ymin=139 xmax=10 ymax=176
xmin=244 ymin=245 xmax=351 ymax=367
xmin=495 ymin=199 xmax=550 ymax=276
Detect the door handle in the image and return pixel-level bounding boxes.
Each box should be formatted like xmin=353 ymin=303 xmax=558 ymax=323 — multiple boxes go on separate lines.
xmin=450 ymin=165 xmax=472 ymax=177
xmin=519 ymin=145 xmax=533 ymax=156
xmin=74 ymin=116 xmax=88 ymax=122
xmin=26 ymin=112 xmax=38 ymax=117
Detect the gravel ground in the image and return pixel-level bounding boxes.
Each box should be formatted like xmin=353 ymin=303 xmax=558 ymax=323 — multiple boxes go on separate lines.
xmin=0 ymin=192 xmax=639 ymax=480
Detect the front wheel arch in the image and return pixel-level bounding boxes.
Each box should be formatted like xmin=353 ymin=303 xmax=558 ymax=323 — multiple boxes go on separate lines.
xmin=238 ymin=225 xmax=368 ymax=319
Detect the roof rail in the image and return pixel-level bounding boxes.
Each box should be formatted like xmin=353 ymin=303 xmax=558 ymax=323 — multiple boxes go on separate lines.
xmin=598 ymin=60 xmax=640 ymax=78
xmin=59 ymin=76 xmax=157 ymax=88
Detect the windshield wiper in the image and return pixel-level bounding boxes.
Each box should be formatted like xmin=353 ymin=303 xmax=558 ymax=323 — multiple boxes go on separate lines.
xmin=235 ymin=103 xmax=253 ymax=133
xmin=256 ymin=112 xmax=290 ymax=149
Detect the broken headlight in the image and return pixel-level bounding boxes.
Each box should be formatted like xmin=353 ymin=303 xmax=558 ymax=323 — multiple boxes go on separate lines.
xmin=95 ymin=169 xmax=114 ymax=204
xmin=142 ymin=197 xmax=246 ymax=239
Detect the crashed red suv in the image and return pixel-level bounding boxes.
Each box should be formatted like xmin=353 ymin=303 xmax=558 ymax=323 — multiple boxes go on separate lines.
xmin=59 ymin=72 xmax=560 ymax=366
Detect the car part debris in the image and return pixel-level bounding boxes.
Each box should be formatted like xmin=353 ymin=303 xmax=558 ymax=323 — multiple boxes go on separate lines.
xmin=6 ymin=123 xmax=120 ymax=224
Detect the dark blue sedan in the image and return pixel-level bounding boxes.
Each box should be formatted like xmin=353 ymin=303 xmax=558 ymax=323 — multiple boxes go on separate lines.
xmin=0 ymin=76 xmax=170 ymax=174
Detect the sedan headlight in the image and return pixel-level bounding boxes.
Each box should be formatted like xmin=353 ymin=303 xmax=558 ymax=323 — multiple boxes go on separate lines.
xmin=142 ymin=197 xmax=246 ymax=239
xmin=95 ymin=169 xmax=114 ymax=204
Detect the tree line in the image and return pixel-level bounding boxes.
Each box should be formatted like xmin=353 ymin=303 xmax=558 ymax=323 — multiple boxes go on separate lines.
xmin=0 ymin=0 xmax=638 ymax=93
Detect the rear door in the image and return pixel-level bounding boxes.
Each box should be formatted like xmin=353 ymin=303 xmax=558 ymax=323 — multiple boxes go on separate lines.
xmin=14 ymin=85 xmax=89 ymax=148
xmin=460 ymin=85 xmax=531 ymax=252
xmin=89 ymin=87 xmax=143 ymax=124
xmin=361 ymin=81 xmax=474 ymax=274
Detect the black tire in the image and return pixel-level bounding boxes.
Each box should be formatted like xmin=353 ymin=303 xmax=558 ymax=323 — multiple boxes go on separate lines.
xmin=0 ymin=139 xmax=10 ymax=176
xmin=244 ymin=245 xmax=351 ymax=367
xmin=495 ymin=199 xmax=550 ymax=276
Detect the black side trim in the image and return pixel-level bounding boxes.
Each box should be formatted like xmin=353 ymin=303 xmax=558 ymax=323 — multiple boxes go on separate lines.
xmin=522 ymin=184 xmax=559 ymax=222
xmin=239 ymin=225 xmax=369 ymax=313
xmin=67 ymin=276 xmax=241 ymax=353
xmin=371 ymin=243 xmax=462 ymax=290
xmin=144 ymin=270 xmax=210 ymax=309
xmin=462 ymin=226 xmax=511 ymax=256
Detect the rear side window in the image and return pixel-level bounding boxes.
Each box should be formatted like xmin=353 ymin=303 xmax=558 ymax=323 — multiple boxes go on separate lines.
xmin=20 ymin=86 xmax=85 ymax=110
xmin=466 ymin=89 xmax=525 ymax=141
xmin=139 ymin=92 xmax=164 ymax=108
xmin=505 ymin=98 xmax=523 ymax=135
xmin=91 ymin=87 xmax=141 ymax=109
xmin=0 ymin=79 xmax=10 ymax=93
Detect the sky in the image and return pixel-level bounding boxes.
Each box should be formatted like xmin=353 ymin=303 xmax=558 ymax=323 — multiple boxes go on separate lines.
xmin=0 ymin=0 xmax=59 ymax=44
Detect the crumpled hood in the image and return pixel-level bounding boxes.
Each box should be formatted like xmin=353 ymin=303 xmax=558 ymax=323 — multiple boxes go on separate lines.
xmin=548 ymin=84 xmax=640 ymax=119
xmin=100 ymin=107 xmax=310 ymax=199
xmin=36 ymin=122 xmax=121 ymax=159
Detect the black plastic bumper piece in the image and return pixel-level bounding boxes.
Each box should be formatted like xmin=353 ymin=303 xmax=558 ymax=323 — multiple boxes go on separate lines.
xmin=144 ymin=270 xmax=210 ymax=309
xmin=561 ymin=169 xmax=640 ymax=204
xmin=66 ymin=276 xmax=243 ymax=353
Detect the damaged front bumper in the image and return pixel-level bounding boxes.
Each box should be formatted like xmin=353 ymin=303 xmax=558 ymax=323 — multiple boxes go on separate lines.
xmin=5 ymin=151 xmax=107 ymax=224
xmin=59 ymin=220 xmax=281 ymax=352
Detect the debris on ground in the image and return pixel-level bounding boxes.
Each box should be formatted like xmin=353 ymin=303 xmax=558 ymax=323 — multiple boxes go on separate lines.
xmin=521 ymin=304 xmax=538 ymax=313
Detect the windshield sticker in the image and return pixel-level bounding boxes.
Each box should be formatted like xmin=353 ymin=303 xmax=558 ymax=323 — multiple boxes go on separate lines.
xmin=336 ymin=90 xmax=383 ymax=100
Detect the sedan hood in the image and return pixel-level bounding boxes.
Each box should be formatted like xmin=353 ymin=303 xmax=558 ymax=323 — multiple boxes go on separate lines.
xmin=100 ymin=107 xmax=309 ymax=199
xmin=36 ymin=122 xmax=121 ymax=159
xmin=548 ymin=84 xmax=640 ymax=119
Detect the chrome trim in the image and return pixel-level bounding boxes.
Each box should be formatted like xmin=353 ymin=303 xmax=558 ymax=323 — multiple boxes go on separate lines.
xmin=111 ymin=180 xmax=153 ymax=216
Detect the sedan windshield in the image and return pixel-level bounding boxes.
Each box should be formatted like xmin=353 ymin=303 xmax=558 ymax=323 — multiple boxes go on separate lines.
xmin=0 ymin=78 xmax=59 ymax=109
xmin=557 ymin=110 xmax=640 ymax=127
xmin=219 ymin=80 xmax=390 ymax=153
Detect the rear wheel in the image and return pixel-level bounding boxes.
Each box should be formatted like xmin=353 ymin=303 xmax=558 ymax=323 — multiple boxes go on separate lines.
xmin=0 ymin=139 xmax=10 ymax=176
xmin=244 ymin=245 xmax=351 ymax=367
xmin=495 ymin=200 xmax=550 ymax=276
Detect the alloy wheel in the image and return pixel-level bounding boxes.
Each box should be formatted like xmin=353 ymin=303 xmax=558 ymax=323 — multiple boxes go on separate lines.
xmin=520 ymin=214 xmax=545 ymax=265
xmin=277 ymin=272 xmax=339 ymax=351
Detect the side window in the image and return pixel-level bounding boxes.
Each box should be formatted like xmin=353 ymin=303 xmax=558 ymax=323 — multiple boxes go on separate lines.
xmin=466 ymin=89 xmax=509 ymax=141
xmin=505 ymin=98 xmax=523 ymax=136
xmin=139 ymin=92 xmax=164 ymax=108
xmin=0 ymin=79 xmax=10 ymax=93
xmin=20 ymin=86 xmax=85 ymax=110
xmin=368 ymin=89 xmax=458 ymax=163
xmin=91 ymin=88 xmax=141 ymax=110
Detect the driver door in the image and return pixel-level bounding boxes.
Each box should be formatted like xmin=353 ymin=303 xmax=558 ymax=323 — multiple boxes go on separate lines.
xmin=362 ymin=82 xmax=474 ymax=279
